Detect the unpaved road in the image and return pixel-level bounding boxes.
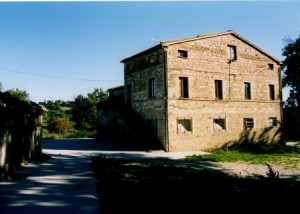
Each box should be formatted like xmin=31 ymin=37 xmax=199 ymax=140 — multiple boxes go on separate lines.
xmin=1 ymin=138 xmax=299 ymax=214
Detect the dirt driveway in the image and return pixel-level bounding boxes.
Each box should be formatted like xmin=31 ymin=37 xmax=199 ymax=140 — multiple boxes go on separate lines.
xmin=1 ymin=138 xmax=299 ymax=214
xmin=42 ymin=138 xmax=300 ymax=181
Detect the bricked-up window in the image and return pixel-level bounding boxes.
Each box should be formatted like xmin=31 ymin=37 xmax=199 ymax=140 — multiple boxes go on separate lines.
xmin=177 ymin=119 xmax=192 ymax=133
xmin=178 ymin=50 xmax=188 ymax=58
xmin=179 ymin=77 xmax=189 ymax=98
xmin=268 ymin=63 xmax=274 ymax=70
xmin=244 ymin=118 xmax=254 ymax=130
xmin=149 ymin=78 xmax=155 ymax=98
xmin=215 ymin=80 xmax=223 ymax=99
xmin=268 ymin=117 xmax=278 ymax=127
xmin=213 ymin=118 xmax=226 ymax=131
xmin=269 ymin=84 xmax=275 ymax=100
xmin=228 ymin=45 xmax=237 ymax=61
xmin=244 ymin=82 xmax=251 ymax=100
xmin=127 ymin=84 xmax=132 ymax=104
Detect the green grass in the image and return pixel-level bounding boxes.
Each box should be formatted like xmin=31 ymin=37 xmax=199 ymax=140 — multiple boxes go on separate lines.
xmin=42 ymin=129 xmax=96 ymax=139
xmin=185 ymin=143 xmax=300 ymax=169
xmin=91 ymin=153 xmax=300 ymax=213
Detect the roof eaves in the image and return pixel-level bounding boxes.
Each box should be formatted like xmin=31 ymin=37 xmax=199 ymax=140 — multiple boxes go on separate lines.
xmin=161 ymin=30 xmax=232 ymax=46
xmin=229 ymin=31 xmax=282 ymax=64
xmin=121 ymin=44 xmax=162 ymax=63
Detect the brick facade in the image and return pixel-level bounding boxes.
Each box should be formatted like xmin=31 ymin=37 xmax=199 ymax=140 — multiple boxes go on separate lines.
xmin=121 ymin=30 xmax=282 ymax=152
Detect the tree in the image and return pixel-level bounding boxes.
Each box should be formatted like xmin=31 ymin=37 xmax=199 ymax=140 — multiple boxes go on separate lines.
xmin=47 ymin=116 xmax=73 ymax=135
xmin=282 ymin=35 xmax=300 ymax=106
xmin=0 ymin=82 xmax=3 ymax=92
xmin=282 ymin=35 xmax=300 ymax=140
xmin=71 ymin=88 xmax=108 ymax=130
xmin=41 ymin=100 xmax=66 ymax=122
xmin=7 ymin=88 xmax=30 ymax=101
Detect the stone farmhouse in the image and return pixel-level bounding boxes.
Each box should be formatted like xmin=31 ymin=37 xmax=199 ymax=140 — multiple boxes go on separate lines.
xmin=99 ymin=30 xmax=282 ymax=152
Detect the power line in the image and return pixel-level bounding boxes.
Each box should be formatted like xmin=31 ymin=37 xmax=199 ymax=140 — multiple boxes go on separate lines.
xmin=0 ymin=67 xmax=123 ymax=82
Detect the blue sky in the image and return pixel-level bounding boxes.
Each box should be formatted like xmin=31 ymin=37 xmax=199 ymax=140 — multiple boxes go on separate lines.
xmin=0 ymin=1 xmax=299 ymax=102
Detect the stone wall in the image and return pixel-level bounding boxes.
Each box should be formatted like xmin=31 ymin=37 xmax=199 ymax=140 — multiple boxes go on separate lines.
xmin=122 ymin=32 xmax=282 ymax=152
xmin=124 ymin=47 xmax=167 ymax=149
xmin=165 ymin=33 xmax=282 ymax=151
xmin=0 ymin=92 xmax=46 ymax=179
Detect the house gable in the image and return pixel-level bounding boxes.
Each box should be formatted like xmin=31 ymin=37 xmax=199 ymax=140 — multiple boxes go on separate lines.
xmin=161 ymin=30 xmax=281 ymax=65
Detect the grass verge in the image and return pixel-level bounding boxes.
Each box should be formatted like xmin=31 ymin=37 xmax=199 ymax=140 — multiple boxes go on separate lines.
xmin=91 ymin=155 xmax=300 ymax=213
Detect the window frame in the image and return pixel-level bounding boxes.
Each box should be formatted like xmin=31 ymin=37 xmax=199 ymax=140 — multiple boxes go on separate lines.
xmin=268 ymin=63 xmax=274 ymax=70
xmin=148 ymin=78 xmax=155 ymax=98
xmin=268 ymin=117 xmax=278 ymax=127
xmin=179 ymin=77 xmax=189 ymax=98
xmin=178 ymin=50 xmax=188 ymax=58
xmin=228 ymin=45 xmax=237 ymax=61
xmin=213 ymin=118 xmax=226 ymax=131
xmin=148 ymin=55 xmax=156 ymax=64
xmin=127 ymin=63 xmax=133 ymax=70
xmin=215 ymin=80 xmax=223 ymax=100
xmin=177 ymin=118 xmax=192 ymax=134
xmin=244 ymin=82 xmax=251 ymax=100
xmin=269 ymin=84 xmax=275 ymax=100
xmin=243 ymin=118 xmax=254 ymax=130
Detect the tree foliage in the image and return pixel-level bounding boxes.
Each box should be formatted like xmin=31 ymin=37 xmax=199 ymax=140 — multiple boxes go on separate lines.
xmin=71 ymin=88 xmax=108 ymax=130
xmin=47 ymin=116 xmax=73 ymax=135
xmin=282 ymin=35 xmax=300 ymax=106
xmin=282 ymin=35 xmax=300 ymax=140
xmin=41 ymin=100 xmax=66 ymax=122
xmin=7 ymin=88 xmax=30 ymax=102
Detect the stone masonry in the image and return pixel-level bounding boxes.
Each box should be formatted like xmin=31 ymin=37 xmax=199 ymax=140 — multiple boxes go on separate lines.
xmin=121 ymin=30 xmax=282 ymax=152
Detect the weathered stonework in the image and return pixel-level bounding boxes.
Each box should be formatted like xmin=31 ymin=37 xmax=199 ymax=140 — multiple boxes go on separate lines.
xmin=121 ymin=30 xmax=282 ymax=152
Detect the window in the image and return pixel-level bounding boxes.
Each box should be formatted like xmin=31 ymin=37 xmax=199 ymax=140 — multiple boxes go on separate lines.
xmin=269 ymin=84 xmax=275 ymax=100
xmin=244 ymin=118 xmax=254 ymax=130
xmin=179 ymin=77 xmax=189 ymax=98
xmin=147 ymin=119 xmax=158 ymax=135
xmin=126 ymin=63 xmax=133 ymax=71
xmin=268 ymin=117 xmax=278 ymax=127
xmin=149 ymin=78 xmax=155 ymax=98
xmin=127 ymin=84 xmax=132 ymax=104
xmin=213 ymin=118 xmax=226 ymax=131
xmin=178 ymin=50 xmax=188 ymax=58
xmin=244 ymin=82 xmax=251 ymax=100
xmin=177 ymin=119 xmax=192 ymax=133
xmin=268 ymin=63 xmax=274 ymax=70
xmin=215 ymin=80 xmax=223 ymax=99
xmin=228 ymin=45 xmax=237 ymax=61
xmin=148 ymin=55 xmax=156 ymax=64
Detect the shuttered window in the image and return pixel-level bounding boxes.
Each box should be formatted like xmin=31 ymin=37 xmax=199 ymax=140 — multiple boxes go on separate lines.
xmin=244 ymin=118 xmax=254 ymax=130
